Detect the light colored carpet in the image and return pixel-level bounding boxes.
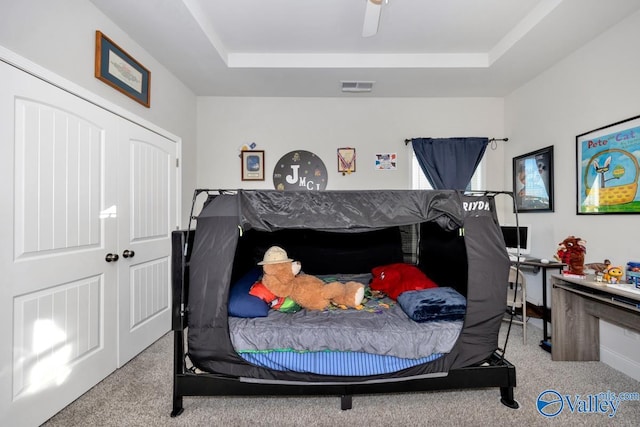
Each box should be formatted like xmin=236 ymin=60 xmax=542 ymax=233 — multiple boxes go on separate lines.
xmin=43 ymin=324 xmax=640 ymax=426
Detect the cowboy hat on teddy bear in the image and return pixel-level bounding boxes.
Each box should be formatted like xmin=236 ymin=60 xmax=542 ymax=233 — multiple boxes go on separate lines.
xmin=258 ymin=246 xmax=365 ymax=311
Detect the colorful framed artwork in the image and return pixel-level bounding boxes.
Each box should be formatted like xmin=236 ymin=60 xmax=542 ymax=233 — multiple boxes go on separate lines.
xmin=512 ymin=146 xmax=554 ymax=212
xmin=95 ymin=30 xmax=151 ymax=107
xmin=241 ymin=150 xmax=265 ymax=181
xmin=374 ymin=153 xmax=397 ymax=170
xmin=337 ymin=147 xmax=356 ymax=175
xmin=577 ymin=115 xmax=640 ymax=214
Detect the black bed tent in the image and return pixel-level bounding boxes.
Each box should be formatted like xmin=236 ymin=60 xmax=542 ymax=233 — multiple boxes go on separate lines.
xmin=171 ymin=189 xmax=518 ymax=415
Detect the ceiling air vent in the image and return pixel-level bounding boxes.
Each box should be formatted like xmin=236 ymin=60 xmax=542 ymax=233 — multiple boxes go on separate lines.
xmin=341 ymin=81 xmax=374 ymax=93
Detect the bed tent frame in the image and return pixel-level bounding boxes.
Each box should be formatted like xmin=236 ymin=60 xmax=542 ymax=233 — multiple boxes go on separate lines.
xmin=170 ymin=189 xmax=519 ymax=416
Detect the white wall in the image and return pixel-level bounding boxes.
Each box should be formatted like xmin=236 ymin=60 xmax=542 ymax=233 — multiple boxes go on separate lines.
xmin=0 ymin=0 xmax=197 ymax=227
xmin=505 ymin=10 xmax=640 ymax=374
xmin=197 ymin=97 xmax=505 ymax=192
xmin=505 ymin=9 xmax=640 ymax=299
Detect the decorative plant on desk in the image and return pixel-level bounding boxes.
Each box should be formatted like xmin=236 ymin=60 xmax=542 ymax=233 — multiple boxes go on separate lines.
xmin=554 ymin=235 xmax=586 ymax=275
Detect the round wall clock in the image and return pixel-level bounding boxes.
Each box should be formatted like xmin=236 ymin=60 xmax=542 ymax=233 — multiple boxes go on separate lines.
xmin=273 ymin=150 xmax=328 ymax=191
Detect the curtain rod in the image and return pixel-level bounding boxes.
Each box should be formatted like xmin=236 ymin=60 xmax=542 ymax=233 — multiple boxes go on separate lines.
xmin=404 ymin=137 xmax=509 ymax=146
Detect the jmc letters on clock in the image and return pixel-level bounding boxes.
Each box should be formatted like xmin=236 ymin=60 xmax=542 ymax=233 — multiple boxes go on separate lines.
xmin=273 ymin=150 xmax=327 ymax=191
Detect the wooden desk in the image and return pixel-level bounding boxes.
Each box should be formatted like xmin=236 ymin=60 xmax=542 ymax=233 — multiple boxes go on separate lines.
xmin=551 ymin=274 xmax=640 ymax=361
xmin=513 ymin=260 xmax=565 ymax=351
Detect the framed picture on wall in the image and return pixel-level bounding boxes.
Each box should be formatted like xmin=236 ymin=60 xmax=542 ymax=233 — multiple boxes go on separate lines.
xmin=241 ymin=150 xmax=265 ymax=181
xmin=576 ymin=114 xmax=640 ymax=214
xmin=337 ymin=147 xmax=356 ymax=174
xmin=512 ymin=146 xmax=554 ymax=212
xmin=94 ymin=31 xmax=151 ymax=107
xmin=374 ymin=153 xmax=397 ymax=170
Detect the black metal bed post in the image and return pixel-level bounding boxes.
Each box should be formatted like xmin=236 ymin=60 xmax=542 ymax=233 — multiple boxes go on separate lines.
xmin=171 ymin=189 xmax=229 ymax=417
xmin=171 ymin=330 xmax=185 ymax=417
xmin=170 ymin=230 xmax=187 ymax=417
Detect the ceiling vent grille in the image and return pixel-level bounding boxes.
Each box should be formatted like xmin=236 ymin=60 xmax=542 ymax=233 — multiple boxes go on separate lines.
xmin=341 ymin=81 xmax=374 ymax=93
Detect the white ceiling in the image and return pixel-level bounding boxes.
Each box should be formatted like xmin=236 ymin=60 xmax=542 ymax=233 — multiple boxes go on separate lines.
xmin=89 ymin=0 xmax=640 ymax=97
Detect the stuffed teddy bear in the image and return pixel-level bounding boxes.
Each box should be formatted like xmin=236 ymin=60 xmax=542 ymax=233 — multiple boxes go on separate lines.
xmin=258 ymin=246 xmax=365 ymax=311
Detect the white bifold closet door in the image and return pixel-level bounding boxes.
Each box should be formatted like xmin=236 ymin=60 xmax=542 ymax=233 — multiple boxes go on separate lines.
xmin=0 ymin=59 xmax=176 ymax=426
xmin=117 ymin=120 xmax=175 ymax=366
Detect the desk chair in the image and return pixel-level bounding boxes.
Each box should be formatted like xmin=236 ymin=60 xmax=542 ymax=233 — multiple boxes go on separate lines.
xmin=505 ymin=266 xmax=527 ymax=343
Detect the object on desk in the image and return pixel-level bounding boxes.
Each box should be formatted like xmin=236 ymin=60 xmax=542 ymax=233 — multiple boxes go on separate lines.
xmin=585 ymin=259 xmax=611 ymax=274
xmin=540 ymin=258 xmax=549 ymax=264
xmin=626 ymin=262 xmax=640 ymax=287
xmin=603 ymin=265 xmax=624 ymax=284
xmin=555 ymin=235 xmax=586 ymax=275
xmin=561 ymin=271 xmax=586 ymax=279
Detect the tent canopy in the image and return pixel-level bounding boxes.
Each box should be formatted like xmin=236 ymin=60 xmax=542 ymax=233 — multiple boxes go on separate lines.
xmin=187 ymin=190 xmax=510 ymax=379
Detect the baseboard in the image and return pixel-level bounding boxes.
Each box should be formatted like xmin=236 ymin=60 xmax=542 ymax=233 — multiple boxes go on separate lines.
xmin=600 ymin=347 xmax=640 ymax=382
xmin=599 ymin=320 xmax=640 ymax=382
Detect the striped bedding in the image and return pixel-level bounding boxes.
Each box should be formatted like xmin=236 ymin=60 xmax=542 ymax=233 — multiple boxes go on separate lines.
xmin=237 ymin=350 xmax=443 ymax=376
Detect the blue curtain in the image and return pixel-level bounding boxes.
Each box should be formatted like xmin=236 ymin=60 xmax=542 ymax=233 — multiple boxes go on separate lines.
xmin=411 ymin=137 xmax=489 ymax=190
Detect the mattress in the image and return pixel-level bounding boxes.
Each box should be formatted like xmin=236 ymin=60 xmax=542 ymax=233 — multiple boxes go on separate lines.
xmin=237 ymin=350 xmax=444 ymax=376
xmin=229 ymin=274 xmax=464 ymax=360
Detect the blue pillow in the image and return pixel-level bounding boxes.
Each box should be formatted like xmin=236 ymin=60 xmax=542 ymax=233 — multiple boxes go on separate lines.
xmin=228 ymin=268 xmax=269 ymax=318
xmin=397 ymin=287 xmax=466 ymax=322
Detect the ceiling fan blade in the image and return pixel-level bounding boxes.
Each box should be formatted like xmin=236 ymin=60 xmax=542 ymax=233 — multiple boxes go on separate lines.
xmin=362 ymin=0 xmax=382 ymax=37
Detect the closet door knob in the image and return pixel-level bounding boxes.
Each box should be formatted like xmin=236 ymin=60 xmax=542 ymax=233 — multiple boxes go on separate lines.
xmin=105 ymin=253 xmax=119 ymax=262
xmin=122 ymin=250 xmax=135 ymax=258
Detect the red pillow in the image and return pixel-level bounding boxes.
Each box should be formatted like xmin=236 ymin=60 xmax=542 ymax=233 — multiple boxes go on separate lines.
xmin=370 ymin=263 xmax=438 ymax=300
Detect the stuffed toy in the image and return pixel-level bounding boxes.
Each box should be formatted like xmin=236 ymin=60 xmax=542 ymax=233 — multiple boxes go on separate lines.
xmin=554 ymin=235 xmax=587 ymax=275
xmin=249 ymin=260 xmax=302 ymax=312
xmin=585 ymin=259 xmax=611 ymax=274
xmin=603 ymin=265 xmax=624 ymax=284
xmin=258 ymin=246 xmax=365 ymax=311
xmin=249 ymin=281 xmax=301 ymax=313
xmin=370 ymin=263 xmax=438 ymax=300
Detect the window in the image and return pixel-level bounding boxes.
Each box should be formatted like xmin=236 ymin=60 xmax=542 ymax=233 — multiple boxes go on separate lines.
xmin=406 ymin=154 xmax=484 ymax=264
xmin=411 ymin=153 xmax=483 ymax=190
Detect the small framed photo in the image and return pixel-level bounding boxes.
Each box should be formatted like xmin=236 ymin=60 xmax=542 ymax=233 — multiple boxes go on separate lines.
xmin=95 ymin=31 xmax=151 ymax=107
xmin=577 ymin=115 xmax=640 ymax=214
xmin=512 ymin=146 xmax=554 ymax=212
xmin=374 ymin=153 xmax=397 ymax=170
xmin=241 ymin=150 xmax=265 ymax=181
xmin=337 ymin=147 xmax=356 ymax=174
